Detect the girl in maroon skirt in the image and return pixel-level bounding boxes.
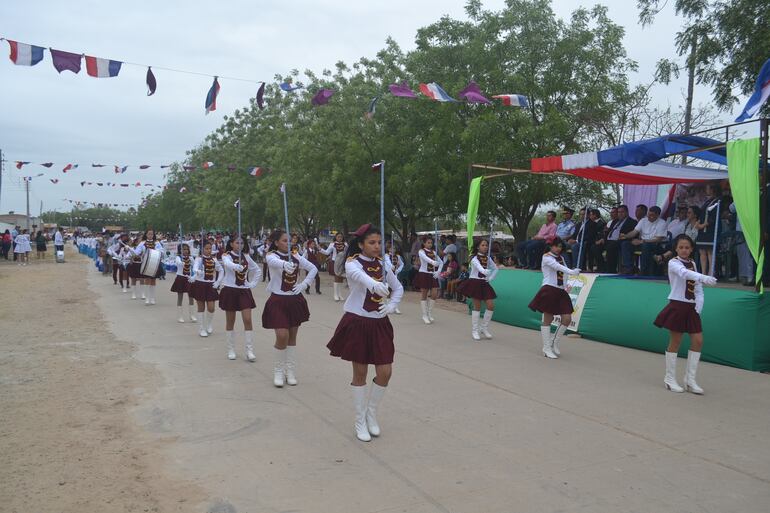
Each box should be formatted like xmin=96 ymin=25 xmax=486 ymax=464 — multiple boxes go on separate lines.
xmin=171 ymin=243 xmax=197 ymax=323
xmin=132 ymin=229 xmax=164 ymax=306
xmin=219 ymin=236 xmax=261 ymax=361
xmin=191 ymin=241 xmax=223 ymax=338
xmin=327 ymin=224 xmax=404 ymax=442
xmin=654 ymin=234 xmax=717 ymax=394
xmin=528 ymin=237 xmax=580 ymax=359
xmin=320 ymin=232 xmax=348 ymax=301
xmin=127 ymin=237 xmax=143 ymax=300
xmin=458 ymin=239 xmax=498 ymax=341
xmin=414 ymin=236 xmax=443 ymax=324
xmin=262 ymin=230 xmax=318 ymax=387
xmin=303 ymin=238 xmax=322 ymax=294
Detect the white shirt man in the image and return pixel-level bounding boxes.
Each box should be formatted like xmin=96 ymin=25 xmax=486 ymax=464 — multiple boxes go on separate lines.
xmin=666 ymin=208 xmax=689 ymax=239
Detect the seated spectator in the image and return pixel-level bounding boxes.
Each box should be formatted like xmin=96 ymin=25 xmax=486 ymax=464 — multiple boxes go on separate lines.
xmin=620 ymin=205 xmax=667 ymax=275
xmin=442 ymin=235 xmax=457 ymax=263
xmin=592 ymin=206 xmax=617 ymax=271
xmin=408 ymin=255 xmax=420 ymax=290
xmin=656 ymin=205 xmax=702 ymax=266
xmin=599 ymin=205 xmax=637 ymax=273
xmin=448 ymin=263 xmax=470 ymax=302
xmin=566 ymin=207 xmax=586 ymax=267
xmin=515 ymin=210 xmax=557 ymax=270
xmin=556 ymin=207 xmax=576 ymax=243
xmin=666 ymin=205 xmax=689 ymax=238
xmin=635 ymin=204 xmax=648 ymax=222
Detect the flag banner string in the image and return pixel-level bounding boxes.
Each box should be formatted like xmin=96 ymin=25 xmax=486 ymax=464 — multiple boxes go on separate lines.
xmin=63 ymin=198 xmax=140 ymax=208
xmin=5 ymin=159 xmax=271 ymax=177
xmin=2 ymin=36 xmax=530 ymax=117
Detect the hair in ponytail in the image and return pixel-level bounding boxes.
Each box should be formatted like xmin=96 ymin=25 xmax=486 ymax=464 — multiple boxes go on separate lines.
xmin=345 ymin=224 xmax=381 ymax=259
xmin=268 ymin=229 xmax=286 ymax=252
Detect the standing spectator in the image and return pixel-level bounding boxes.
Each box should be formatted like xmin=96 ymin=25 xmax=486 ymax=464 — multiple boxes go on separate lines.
xmin=1 ymin=230 xmax=11 ymax=259
xmin=556 ymin=207 xmax=576 ymax=242
xmin=14 ymin=229 xmax=31 ymax=266
xmin=592 ymin=207 xmax=617 ymax=271
xmin=54 ymin=227 xmax=65 ymax=255
xmin=634 ymin=204 xmax=648 ymax=222
xmin=35 ymin=230 xmax=47 ymax=260
xmin=438 ymin=252 xmax=459 ymax=299
xmin=695 ymin=184 xmax=720 ymax=277
xmin=515 ymin=210 xmax=557 ymax=270
xmin=448 ymin=263 xmax=469 ymax=301
xmin=566 ymin=208 xmax=585 ymax=267
xmin=442 ymin=235 xmax=457 ymax=264
xmin=621 ymin=206 xmax=668 ymax=275
xmin=603 ymin=205 xmax=637 ymax=273
xmin=730 ymin=202 xmax=755 ymax=286
xmin=11 ymin=225 xmax=19 ymax=261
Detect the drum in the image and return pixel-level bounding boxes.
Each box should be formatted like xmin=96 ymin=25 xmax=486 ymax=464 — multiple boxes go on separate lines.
xmin=334 ymin=252 xmax=346 ymax=277
xmin=140 ymin=248 xmax=162 ymax=277
xmin=56 ymin=250 xmax=65 ymax=263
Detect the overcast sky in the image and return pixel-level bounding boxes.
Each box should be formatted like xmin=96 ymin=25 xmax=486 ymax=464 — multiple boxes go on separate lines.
xmin=0 ymin=0 xmax=737 ymax=216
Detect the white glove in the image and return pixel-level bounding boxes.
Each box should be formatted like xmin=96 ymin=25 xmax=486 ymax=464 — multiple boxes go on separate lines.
xmin=292 ymin=282 xmax=307 ymax=294
xmin=695 ymin=304 xmax=703 ymax=314
xmin=372 ymin=281 xmax=390 ymax=298
xmin=235 ymin=264 xmax=245 ymax=273
xmin=703 ymin=276 xmax=717 ymax=286
xmin=378 ymin=301 xmax=398 ymax=315
xmin=188 ymin=276 xmax=195 ymax=283
xmin=569 ymin=268 xmax=581 ymax=275
xmin=247 ymin=280 xmax=259 ymax=289
xmin=432 ymin=271 xmax=441 ymax=279
xmin=283 ymin=261 xmax=297 ymax=273
xmin=212 ymin=280 xmax=222 ymax=290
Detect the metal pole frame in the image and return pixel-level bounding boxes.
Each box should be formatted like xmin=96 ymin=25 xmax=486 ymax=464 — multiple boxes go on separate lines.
xmin=281 ymin=185 xmax=290 ymax=236
xmin=380 ymin=161 xmax=385 ymax=258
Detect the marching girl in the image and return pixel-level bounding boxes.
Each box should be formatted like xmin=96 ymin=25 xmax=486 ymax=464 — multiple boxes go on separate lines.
xmin=127 ymin=237 xmax=143 ymax=299
xmin=528 ymin=237 xmax=580 ymax=359
xmin=190 ymin=240 xmax=223 ymax=338
xmin=262 ymin=230 xmax=318 ymax=387
xmin=219 ymin=235 xmax=261 ymax=361
xmin=109 ymin=233 xmax=131 ymax=293
xmin=321 ymin=232 xmax=348 ymax=301
xmin=171 ymin=243 xmax=197 ymax=323
xmin=327 ymin=224 xmax=403 ymax=442
xmin=108 ymin=235 xmax=121 ymax=285
xmin=654 ymin=234 xmax=717 ymax=394
xmin=304 ymin=238 xmax=322 ymax=294
xmin=132 ymin=229 xmax=164 ymax=305
xmin=290 ymin=233 xmax=304 ymax=256
xmin=413 ymin=236 xmax=443 ymax=325
xmin=383 ymin=240 xmax=404 ymax=314
xmin=458 ymin=239 xmax=498 ymax=341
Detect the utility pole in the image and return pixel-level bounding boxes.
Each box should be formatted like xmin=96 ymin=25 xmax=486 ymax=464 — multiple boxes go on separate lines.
xmin=0 ymin=148 xmax=4 ymax=215
xmin=25 ymin=177 xmax=31 ymax=232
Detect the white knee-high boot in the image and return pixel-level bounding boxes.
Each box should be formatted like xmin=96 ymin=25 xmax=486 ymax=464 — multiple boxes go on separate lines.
xmin=541 ymin=326 xmax=557 ymax=359
xmin=351 ymin=384 xmax=371 ymax=442
xmin=480 ymin=310 xmax=494 ymax=339
xmin=273 ymin=347 xmax=286 ymax=387
xmin=188 ymin=303 xmax=197 ymax=322
xmin=149 ymin=285 xmax=156 ymax=305
xmin=140 ymin=283 xmax=146 ymax=300
xmin=177 ymin=306 xmax=185 ymax=323
xmin=198 ymin=311 xmax=208 ymax=337
xmin=245 ymin=331 xmax=256 ymax=362
xmin=664 ymin=352 xmax=684 ymax=392
xmin=226 ymin=331 xmax=236 ymax=360
xmin=427 ymin=298 xmax=435 ymax=322
xmin=366 ymin=381 xmax=387 ymax=437
xmin=471 ymin=311 xmax=481 ymax=341
xmin=333 ymin=282 xmax=340 ymax=301
xmin=551 ymin=324 xmax=568 ymax=356
xmin=285 ymin=346 xmax=297 ymax=385
xmin=420 ymin=300 xmax=431 ymax=324
xmin=206 ymin=310 xmax=214 ymax=334
xmin=684 ymin=350 xmax=703 ymax=394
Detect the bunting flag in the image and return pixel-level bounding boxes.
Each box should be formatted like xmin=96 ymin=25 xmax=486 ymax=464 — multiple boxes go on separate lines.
xmin=311 ymin=88 xmax=335 ymax=106
xmin=50 ymin=48 xmax=82 ymax=74
xmin=492 ymin=94 xmax=529 ymax=107
xmin=226 ymin=164 xmax=236 ymax=171
xmin=179 ymin=186 xmax=187 ymax=193
xmin=146 ymin=67 xmax=157 ymax=96
xmin=256 ymin=82 xmax=265 ymax=110
xmin=248 ymin=167 xmax=264 ymax=177
xmin=160 ymin=165 xmax=171 ymax=168
xmin=204 ymin=77 xmax=220 ymax=114
xmin=389 ymin=81 xmax=417 ymax=98
xmin=62 ymin=163 xmax=78 ymax=173
xmin=201 ymin=161 xmax=215 ymax=169
xmin=419 ymin=82 xmax=457 ymax=102
xmin=50 ymin=178 xmax=59 ymax=184
xmin=84 ymin=55 xmax=122 ymax=78
xmin=114 ymin=165 xmax=128 ymax=174
xmin=280 ymin=81 xmax=302 ymax=92
xmin=183 ymin=165 xmax=196 ymax=171
xmin=91 ymin=163 xmax=106 ymax=167
xmin=735 ymin=58 xmax=770 ymax=122
xmin=365 ymin=97 xmax=378 ymax=119
xmin=6 ymin=40 xmax=44 ymax=66
xmin=139 ymin=165 xmax=150 ymax=169
xmin=15 ymin=161 xmax=30 ymax=169
xmin=458 ymin=81 xmax=490 ymax=104
xmin=234 ymin=199 xmax=240 ymax=208
xmin=40 ymin=162 xmax=53 ymax=168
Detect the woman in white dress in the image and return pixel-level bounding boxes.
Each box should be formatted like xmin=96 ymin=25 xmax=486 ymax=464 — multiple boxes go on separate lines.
xmin=14 ymin=229 xmax=32 ymax=266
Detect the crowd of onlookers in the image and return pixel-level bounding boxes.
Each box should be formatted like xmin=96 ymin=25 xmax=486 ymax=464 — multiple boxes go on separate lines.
xmin=1 ymin=225 xmax=67 ymax=265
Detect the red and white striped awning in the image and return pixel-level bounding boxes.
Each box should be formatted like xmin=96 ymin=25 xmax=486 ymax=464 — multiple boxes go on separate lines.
xmin=531 ymin=153 xmax=727 ymax=185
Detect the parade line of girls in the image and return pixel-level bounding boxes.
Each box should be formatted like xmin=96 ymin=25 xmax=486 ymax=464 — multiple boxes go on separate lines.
xmin=414 ymin=236 xmax=443 ymax=325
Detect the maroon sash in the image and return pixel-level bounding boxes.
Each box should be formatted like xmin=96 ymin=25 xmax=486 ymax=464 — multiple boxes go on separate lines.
xmin=203 ymin=256 xmax=216 ymax=281
xmin=276 ymin=252 xmax=300 ymax=292
xmin=682 ymin=258 xmax=696 ymax=300
xmin=424 ymin=250 xmax=437 ymax=272
xmin=228 ymin=252 xmax=247 ymax=286
xmin=181 ymin=256 xmax=191 ymax=276
xmin=549 ymin=253 xmax=565 ymax=286
xmin=358 ymin=256 xmax=385 ymax=312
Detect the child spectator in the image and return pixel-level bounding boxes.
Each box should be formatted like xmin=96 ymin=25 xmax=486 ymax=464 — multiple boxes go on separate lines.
xmin=448 ymin=263 xmax=469 ymax=301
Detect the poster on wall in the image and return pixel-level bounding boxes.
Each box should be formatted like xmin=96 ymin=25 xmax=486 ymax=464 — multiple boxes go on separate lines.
xmin=552 ymin=273 xmax=601 ymax=332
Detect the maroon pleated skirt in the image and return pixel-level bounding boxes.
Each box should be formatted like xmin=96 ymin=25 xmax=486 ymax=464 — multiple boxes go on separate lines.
xmin=218 ymin=286 xmax=256 ymax=311
xmin=328 ymin=264 xmax=335 ymax=277
xmin=528 ymin=285 xmax=573 ymax=315
xmin=170 ymin=275 xmax=190 ymax=293
xmin=128 ymin=262 xmax=142 ymax=279
xmin=654 ymin=300 xmax=702 ymax=334
xmin=262 ymin=293 xmax=310 ymax=329
xmin=413 ymin=271 xmax=439 ymax=290
xmin=190 ymin=281 xmax=219 ymax=302
xmin=457 ymin=278 xmax=497 ymax=300
xmin=327 ymin=312 xmax=395 ymax=365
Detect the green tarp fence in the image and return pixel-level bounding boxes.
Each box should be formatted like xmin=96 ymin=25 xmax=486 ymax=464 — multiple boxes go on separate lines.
xmin=488 ymin=269 xmax=770 ymax=371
